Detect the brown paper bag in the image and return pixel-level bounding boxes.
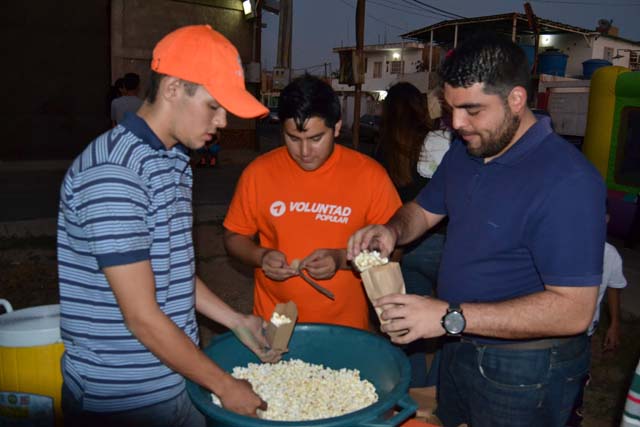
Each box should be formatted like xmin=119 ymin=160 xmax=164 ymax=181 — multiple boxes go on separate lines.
xmin=265 ymin=301 xmax=298 ymax=351
xmin=360 ymin=262 xmax=407 ymax=336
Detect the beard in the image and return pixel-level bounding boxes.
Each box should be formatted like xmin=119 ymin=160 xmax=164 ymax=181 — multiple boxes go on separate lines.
xmin=462 ymin=109 xmax=521 ymax=158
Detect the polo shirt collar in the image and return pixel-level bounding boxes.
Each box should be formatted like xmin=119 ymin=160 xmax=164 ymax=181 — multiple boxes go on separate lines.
xmin=490 ymin=115 xmax=553 ymax=166
xmin=465 ymin=114 xmax=553 ymax=166
xmin=120 ymin=112 xmax=188 ymax=155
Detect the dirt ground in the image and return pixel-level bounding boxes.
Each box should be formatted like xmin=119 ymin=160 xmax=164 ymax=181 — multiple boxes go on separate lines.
xmin=1 ymin=224 xmax=639 ymax=426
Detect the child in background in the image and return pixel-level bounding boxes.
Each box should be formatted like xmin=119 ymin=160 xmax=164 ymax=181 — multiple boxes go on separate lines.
xmin=567 ymin=209 xmax=628 ymax=427
xmin=197 ymin=133 xmax=221 ymax=168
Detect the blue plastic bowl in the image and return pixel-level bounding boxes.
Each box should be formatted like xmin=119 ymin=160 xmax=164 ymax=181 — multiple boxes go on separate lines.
xmin=187 ymin=323 xmax=416 ymax=427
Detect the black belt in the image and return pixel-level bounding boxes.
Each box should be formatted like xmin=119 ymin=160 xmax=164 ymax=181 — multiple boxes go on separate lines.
xmin=460 ymin=334 xmax=585 ymax=351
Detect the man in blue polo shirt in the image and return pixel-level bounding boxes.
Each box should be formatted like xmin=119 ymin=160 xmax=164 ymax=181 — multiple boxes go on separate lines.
xmin=348 ymin=34 xmax=605 ymax=426
xmin=58 ymin=25 xmax=275 ymax=427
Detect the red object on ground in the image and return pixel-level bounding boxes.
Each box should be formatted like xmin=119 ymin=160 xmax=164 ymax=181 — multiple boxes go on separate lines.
xmin=401 ymin=419 xmax=440 ymax=427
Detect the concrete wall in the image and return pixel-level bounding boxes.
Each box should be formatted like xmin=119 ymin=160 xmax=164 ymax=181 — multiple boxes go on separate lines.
xmin=538 ymin=33 xmax=593 ymax=78
xmin=110 ymin=0 xmax=257 ymax=134
xmin=0 ymin=0 xmax=260 ymax=160
xmin=592 ymin=36 xmax=639 ymax=70
xmin=1 ymin=1 xmax=111 ymax=160
xmin=525 ymin=33 xmax=640 ymax=78
xmin=332 ymin=47 xmax=428 ymax=93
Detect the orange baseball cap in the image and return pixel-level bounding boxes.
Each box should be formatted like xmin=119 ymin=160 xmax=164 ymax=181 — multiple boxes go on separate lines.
xmin=151 ymin=25 xmax=268 ymax=119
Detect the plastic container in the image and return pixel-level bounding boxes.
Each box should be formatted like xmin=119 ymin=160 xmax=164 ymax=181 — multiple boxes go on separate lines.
xmin=0 ymin=303 xmax=64 ymax=427
xmin=538 ymin=51 xmax=569 ymax=76
xmin=187 ymin=323 xmax=416 ymax=427
xmin=582 ymin=59 xmax=612 ymax=79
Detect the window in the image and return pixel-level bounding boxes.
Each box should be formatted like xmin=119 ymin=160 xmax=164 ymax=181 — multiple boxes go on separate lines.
xmin=373 ymin=61 xmax=382 ymax=78
xmin=614 ymin=106 xmax=640 ymax=188
xmin=364 ymin=58 xmax=368 ymax=74
xmin=630 ymin=51 xmax=640 ymax=71
xmin=604 ymin=46 xmax=614 ymax=62
xmin=390 ymin=60 xmax=404 ymax=75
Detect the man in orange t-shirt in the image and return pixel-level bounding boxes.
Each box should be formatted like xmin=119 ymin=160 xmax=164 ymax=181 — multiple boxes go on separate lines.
xmin=223 ymin=75 xmax=401 ymax=330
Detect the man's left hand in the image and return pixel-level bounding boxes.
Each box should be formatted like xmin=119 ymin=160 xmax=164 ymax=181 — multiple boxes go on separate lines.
xmin=232 ymin=315 xmax=284 ymax=363
xmin=376 ymin=294 xmax=448 ymax=344
xmin=301 ymin=249 xmax=342 ymax=280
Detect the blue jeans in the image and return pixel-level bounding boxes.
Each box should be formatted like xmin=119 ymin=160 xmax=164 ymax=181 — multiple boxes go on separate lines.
xmin=61 ymin=383 xmax=205 ymax=427
xmin=435 ymin=335 xmax=591 ymax=427
xmin=401 ymin=233 xmax=445 ymax=387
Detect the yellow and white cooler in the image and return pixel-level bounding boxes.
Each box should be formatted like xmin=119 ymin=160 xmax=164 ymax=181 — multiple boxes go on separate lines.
xmin=0 ymin=301 xmax=64 ymax=427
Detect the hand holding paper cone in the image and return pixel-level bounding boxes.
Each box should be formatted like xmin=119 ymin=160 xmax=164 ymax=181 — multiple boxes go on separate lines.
xmin=359 ymin=262 xmax=408 ymax=337
xmin=231 ymin=314 xmax=284 ymax=363
xmin=265 ymin=301 xmax=298 ymax=351
xmin=375 ymin=293 xmax=449 ymax=344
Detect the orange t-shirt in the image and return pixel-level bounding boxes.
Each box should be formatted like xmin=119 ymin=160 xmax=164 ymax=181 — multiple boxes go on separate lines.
xmin=224 ymin=145 xmax=402 ymax=329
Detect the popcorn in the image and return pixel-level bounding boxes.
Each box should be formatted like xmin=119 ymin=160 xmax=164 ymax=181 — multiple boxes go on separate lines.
xmin=354 ymin=250 xmax=389 ymax=272
xmin=270 ymin=312 xmax=292 ymax=327
xmin=210 ymin=359 xmax=378 ymax=421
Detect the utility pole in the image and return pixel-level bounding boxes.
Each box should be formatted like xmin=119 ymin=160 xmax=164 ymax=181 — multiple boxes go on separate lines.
xmin=353 ymin=0 xmax=365 ymax=149
xmin=276 ymin=0 xmax=293 ymax=83
xmin=253 ymin=2 xmax=263 ymax=151
xmin=524 ymin=2 xmax=540 ymax=75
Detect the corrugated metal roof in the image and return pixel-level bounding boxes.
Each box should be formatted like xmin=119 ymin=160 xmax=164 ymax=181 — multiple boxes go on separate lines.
xmin=401 ymin=13 xmax=611 ymax=43
xmin=333 ymin=41 xmax=425 ymax=53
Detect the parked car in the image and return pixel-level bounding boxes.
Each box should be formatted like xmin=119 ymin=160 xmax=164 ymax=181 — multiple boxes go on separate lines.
xmin=358 ymin=114 xmax=381 ymax=143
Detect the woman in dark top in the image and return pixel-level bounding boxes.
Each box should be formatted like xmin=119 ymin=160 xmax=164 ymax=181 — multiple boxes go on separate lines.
xmin=376 ymin=82 xmax=432 ymax=202
xmin=375 ymin=82 xmax=449 ymax=389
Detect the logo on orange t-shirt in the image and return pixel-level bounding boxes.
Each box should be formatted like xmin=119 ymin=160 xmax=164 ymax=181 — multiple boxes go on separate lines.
xmin=269 ymin=200 xmax=353 ymax=224
xmin=270 ymin=201 xmax=286 ymax=217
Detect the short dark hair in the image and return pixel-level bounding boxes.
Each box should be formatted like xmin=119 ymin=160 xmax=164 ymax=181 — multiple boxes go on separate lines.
xmin=278 ymin=74 xmax=341 ymax=131
xmin=439 ymin=33 xmax=531 ymax=100
xmin=123 ymin=73 xmax=140 ymax=91
xmin=145 ymin=70 xmax=199 ymax=103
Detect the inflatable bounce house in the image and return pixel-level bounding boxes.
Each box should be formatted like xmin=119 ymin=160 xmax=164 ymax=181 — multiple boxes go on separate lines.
xmin=583 ymin=66 xmax=640 ymax=243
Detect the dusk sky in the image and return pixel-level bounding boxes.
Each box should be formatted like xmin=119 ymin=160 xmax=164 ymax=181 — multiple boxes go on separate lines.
xmin=260 ymin=0 xmax=640 ymax=73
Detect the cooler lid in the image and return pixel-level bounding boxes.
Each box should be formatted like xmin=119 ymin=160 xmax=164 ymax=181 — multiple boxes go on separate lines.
xmin=0 ymin=304 xmax=61 ymax=347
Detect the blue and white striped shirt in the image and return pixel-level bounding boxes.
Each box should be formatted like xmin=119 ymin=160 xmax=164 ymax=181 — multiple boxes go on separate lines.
xmin=57 ymin=113 xmax=198 ymax=412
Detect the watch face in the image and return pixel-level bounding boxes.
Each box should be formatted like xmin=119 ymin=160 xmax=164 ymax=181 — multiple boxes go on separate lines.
xmin=444 ymin=311 xmax=465 ymax=335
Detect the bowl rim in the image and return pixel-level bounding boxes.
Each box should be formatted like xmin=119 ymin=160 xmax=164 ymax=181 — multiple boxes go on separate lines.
xmin=186 ymin=323 xmax=412 ymax=426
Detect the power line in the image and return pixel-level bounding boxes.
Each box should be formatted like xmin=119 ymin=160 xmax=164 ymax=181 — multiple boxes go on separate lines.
xmin=367 ymin=0 xmax=443 ymax=20
xmin=530 ymin=0 xmax=640 ymax=5
xmin=338 ymin=0 xmax=407 ymax=31
xmin=293 ymin=63 xmax=328 ymax=71
xmin=402 ymin=0 xmax=465 ymax=19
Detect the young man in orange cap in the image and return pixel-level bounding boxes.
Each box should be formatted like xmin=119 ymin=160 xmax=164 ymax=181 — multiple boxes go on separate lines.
xmin=58 ymin=25 xmax=275 ymax=427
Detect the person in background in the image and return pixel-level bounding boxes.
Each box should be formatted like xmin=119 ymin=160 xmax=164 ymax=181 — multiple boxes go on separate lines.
xmin=106 ymin=77 xmax=124 ymax=113
xmin=58 ymin=25 xmax=278 ymax=427
xmin=567 ymin=208 xmax=628 ymax=427
xmin=347 ymin=33 xmax=606 ymax=427
xmin=196 ymin=132 xmax=221 ymax=168
xmin=223 ymin=74 xmax=401 ymax=331
xmin=111 ymin=72 xmax=143 ymax=126
xmin=375 ymin=81 xmax=451 ymax=389
xmin=591 ymin=211 xmax=628 ymax=351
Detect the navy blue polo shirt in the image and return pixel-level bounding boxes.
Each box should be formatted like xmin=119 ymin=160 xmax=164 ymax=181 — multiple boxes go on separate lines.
xmin=416 ymin=116 xmax=606 ymax=307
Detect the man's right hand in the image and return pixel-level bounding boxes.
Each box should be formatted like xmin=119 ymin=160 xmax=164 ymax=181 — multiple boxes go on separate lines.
xmin=261 ymin=249 xmax=298 ymax=281
xmin=218 ymin=377 xmax=267 ymax=417
xmin=347 ymin=224 xmax=398 ymax=261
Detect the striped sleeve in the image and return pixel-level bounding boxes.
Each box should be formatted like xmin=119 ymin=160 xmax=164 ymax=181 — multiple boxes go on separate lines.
xmin=70 ymin=163 xmax=152 ymax=268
